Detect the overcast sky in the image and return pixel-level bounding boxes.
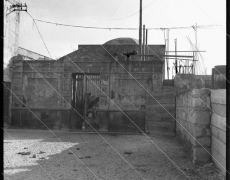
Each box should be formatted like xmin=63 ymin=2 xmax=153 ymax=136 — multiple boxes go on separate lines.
xmin=18 ymin=0 xmax=226 ymax=75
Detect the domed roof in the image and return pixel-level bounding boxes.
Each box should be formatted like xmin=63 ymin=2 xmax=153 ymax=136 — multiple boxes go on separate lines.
xmin=103 ymin=37 xmax=139 ymax=45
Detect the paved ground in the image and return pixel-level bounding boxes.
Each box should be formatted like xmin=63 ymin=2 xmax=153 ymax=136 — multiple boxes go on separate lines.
xmin=4 ymin=129 xmax=225 ymax=180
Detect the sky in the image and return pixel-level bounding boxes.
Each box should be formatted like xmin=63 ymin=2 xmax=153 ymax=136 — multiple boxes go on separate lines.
xmin=18 ymin=0 xmax=226 ymax=76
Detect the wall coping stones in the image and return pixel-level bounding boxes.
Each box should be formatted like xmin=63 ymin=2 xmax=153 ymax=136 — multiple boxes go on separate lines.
xmin=192 ymin=88 xmax=211 ymax=95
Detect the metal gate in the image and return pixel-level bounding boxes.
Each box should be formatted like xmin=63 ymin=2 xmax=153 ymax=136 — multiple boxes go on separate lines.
xmin=71 ymin=73 xmax=100 ymax=129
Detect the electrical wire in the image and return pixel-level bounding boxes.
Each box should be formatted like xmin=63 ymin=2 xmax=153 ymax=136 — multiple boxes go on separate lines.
xmin=33 ymin=18 xmax=223 ymax=31
xmin=26 ymin=12 xmax=52 ymax=59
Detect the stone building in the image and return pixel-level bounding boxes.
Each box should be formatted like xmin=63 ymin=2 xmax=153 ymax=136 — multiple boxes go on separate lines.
xmin=7 ymin=37 xmax=176 ymax=134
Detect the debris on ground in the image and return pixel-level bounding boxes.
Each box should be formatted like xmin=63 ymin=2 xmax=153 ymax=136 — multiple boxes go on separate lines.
xmin=124 ymin=151 xmax=132 ymax=155
xmin=17 ymin=152 xmax=31 ymax=155
xmin=38 ymin=151 xmax=45 ymax=154
xmin=84 ymin=156 xmax=91 ymax=159
xmin=31 ymin=154 xmax=36 ymax=158
xmin=78 ymin=156 xmax=91 ymax=159
xmin=5 ymin=130 xmax=225 ymax=180
xmin=68 ymin=151 xmax=73 ymax=154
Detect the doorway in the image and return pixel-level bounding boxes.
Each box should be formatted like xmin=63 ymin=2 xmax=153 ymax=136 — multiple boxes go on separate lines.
xmin=71 ymin=73 xmax=100 ymax=130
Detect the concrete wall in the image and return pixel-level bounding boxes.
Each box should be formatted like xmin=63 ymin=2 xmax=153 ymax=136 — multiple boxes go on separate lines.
xmin=176 ymin=88 xmax=211 ymax=164
xmin=210 ymin=90 xmax=226 ymax=175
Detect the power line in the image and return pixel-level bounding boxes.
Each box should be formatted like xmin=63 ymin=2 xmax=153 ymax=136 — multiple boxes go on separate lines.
xmin=34 ymin=19 xmax=138 ymax=30
xmin=33 ymin=18 xmax=223 ymax=31
xmin=26 ymin=12 xmax=52 ymax=59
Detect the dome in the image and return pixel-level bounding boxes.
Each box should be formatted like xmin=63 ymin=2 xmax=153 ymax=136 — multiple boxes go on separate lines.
xmin=103 ymin=37 xmax=139 ymax=45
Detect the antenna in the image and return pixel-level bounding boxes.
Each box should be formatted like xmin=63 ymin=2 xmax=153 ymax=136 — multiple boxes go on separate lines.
xmin=6 ymin=2 xmax=27 ymax=16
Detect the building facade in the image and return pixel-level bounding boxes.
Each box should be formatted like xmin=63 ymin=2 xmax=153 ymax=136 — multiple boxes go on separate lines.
xmin=8 ymin=38 xmax=177 ymax=134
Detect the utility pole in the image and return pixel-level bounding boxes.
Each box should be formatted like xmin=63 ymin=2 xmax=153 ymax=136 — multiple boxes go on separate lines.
xmin=167 ymin=29 xmax=170 ymax=79
xmin=192 ymin=23 xmax=197 ymax=75
xmin=139 ymin=0 xmax=142 ymax=61
xmin=194 ymin=23 xmax=197 ymax=75
xmin=174 ymin=38 xmax=178 ymax=74
xmin=143 ymin=25 xmax=145 ymax=61
xmin=146 ymin=29 xmax=148 ymax=61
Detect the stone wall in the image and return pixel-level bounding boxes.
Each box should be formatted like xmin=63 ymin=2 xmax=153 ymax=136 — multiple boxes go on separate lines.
xmin=10 ymin=51 xmax=166 ymax=133
xmin=145 ymin=86 xmax=176 ymax=136
xmin=175 ymin=74 xmax=227 ymax=174
xmin=11 ymin=59 xmax=71 ymax=129
xmin=210 ymin=90 xmax=226 ymax=175
xmin=60 ymin=46 xmax=165 ymax=132
xmin=176 ymin=88 xmax=211 ymax=164
xmin=104 ymin=60 xmax=164 ymax=132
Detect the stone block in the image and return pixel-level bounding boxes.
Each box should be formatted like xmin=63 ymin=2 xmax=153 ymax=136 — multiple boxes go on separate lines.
xmin=211 ymin=147 xmax=226 ymax=175
xmin=211 ymin=135 xmax=226 ymax=158
xmin=191 ymin=96 xmax=210 ymax=108
xmin=211 ymin=113 xmax=226 ymax=131
xmin=211 ymin=125 xmax=226 ymax=144
xmin=190 ymin=111 xmax=211 ymax=125
xmin=191 ymin=137 xmax=211 ymax=147
xmin=174 ymin=74 xmax=195 ymax=88
xmin=210 ymin=90 xmax=226 ymax=104
xmin=192 ymin=88 xmax=211 ymax=96
xmin=192 ymin=146 xmax=211 ymax=163
xmin=211 ymin=103 xmax=226 ymax=117
xmin=191 ymin=124 xmax=210 ymax=137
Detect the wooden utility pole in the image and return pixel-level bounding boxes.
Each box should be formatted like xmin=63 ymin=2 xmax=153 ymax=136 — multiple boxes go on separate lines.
xmin=83 ymin=75 xmax=87 ymax=130
xmin=146 ymin=29 xmax=148 ymax=61
xmin=174 ymin=38 xmax=178 ymax=74
xmin=143 ymin=25 xmax=145 ymax=61
xmin=139 ymin=0 xmax=142 ymax=61
xmin=194 ymin=23 xmax=197 ymax=75
xmin=166 ymin=29 xmax=170 ymax=79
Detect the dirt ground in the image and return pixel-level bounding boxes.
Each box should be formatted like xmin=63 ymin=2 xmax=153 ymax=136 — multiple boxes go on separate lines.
xmin=4 ymin=129 xmax=225 ymax=180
